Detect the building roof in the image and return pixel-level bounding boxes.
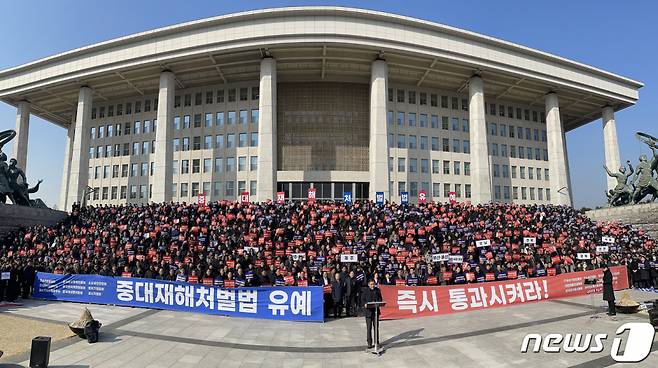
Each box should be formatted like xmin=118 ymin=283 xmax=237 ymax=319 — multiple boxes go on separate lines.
xmin=0 ymin=6 xmax=643 ymax=129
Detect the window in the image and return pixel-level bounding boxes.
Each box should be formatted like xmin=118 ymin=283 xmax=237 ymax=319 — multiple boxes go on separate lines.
xmin=142 ymin=141 xmax=149 ymax=155
xmin=205 ymin=113 xmax=212 ymax=128
xmin=520 ymin=166 xmax=526 ymax=179
xmin=502 ymin=165 xmax=509 ymax=178
xmin=421 ymin=159 xmax=428 ymax=173
xmin=444 ymin=183 xmax=451 ymax=197
xmin=545 ymin=169 xmax=549 ymax=181
xmin=452 ymin=139 xmax=460 ymax=153
xmin=183 ymin=115 xmax=190 ymax=129
xmin=443 ymin=160 xmax=450 ymax=175
xmin=511 ymin=166 xmax=517 ymax=179
xmin=250 ymin=132 xmax=258 ymax=147
xmin=213 ymin=182 xmax=222 ymax=197
xmin=141 ymin=163 xmax=148 ymax=176
xmin=239 ymin=110 xmax=247 ymax=124
xmin=451 ymin=118 xmax=459 ymax=131
xmin=181 ymin=160 xmax=189 ymax=174
xmin=214 ymin=158 xmax=223 ymax=173
xmin=193 ymin=136 xmax=201 ymax=150
xmin=430 ymin=94 xmax=438 ymax=107
xmin=509 ymin=125 xmax=515 ymax=138
xmin=120 ymin=186 xmax=127 ymax=199
xmin=204 ymin=158 xmax=211 ymax=173
xmin=206 ymin=91 xmax=214 ymax=104
xmin=133 ymin=121 xmax=141 ymax=135
xmin=194 ymin=93 xmax=202 ymax=106
xmin=204 ymin=135 xmax=212 ymax=149
xmin=250 ymin=156 xmax=258 ymax=171
xmin=397 ymin=112 xmax=404 ymax=127
xmin=420 ymin=92 xmax=427 ymax=105
xmin=397 ymin=135 xmax=406 ymax=149
xmin=226 ymin=157 xmax=235 ymax=172
xmin=431 ymin=115 xmax=439 ymax=129
xmin=420 ymin=136 xmax=428 ymax=150
xmin=239 ymin=133 xmax=247 ymax=147
xmin=397 ymin=89 xmax=404 ymax=103
xmin=489 ymin=123 xmax=497 ymax=136
xmin=501 ymin=144 xmax=508 ymax=157
xmin=216 ymin=89 xmax=225 ymax=103
xmin=172 ymin=160 xmax=178 ymax=175
xmin=215 ymin=135 xmax=224 ymax=149
xmin=250 ymin=180 xmax=257 ymax=196
xmin=173 ymin=138 xmax=180 ymax=152
xmin=493 ymin=164 xmax=500 ymax=178
xmin=398 ymin=158 xmax=406 ymax=172
xmin=408 ymin=112 xmax=416 ymax=127
xmin=130 ymin=185 xmax=137 ymax=199
xmin=454 ymin=161 xmax=461 ymax=175
xmin=432 ymin=160 xmax=440 ymax=174
xmin=462 ymin=119 xmax=469 ymax=132
xmin=451 ymin=97 xmax=458 ymax=110
xmin=124 ymin=122 xmax=131 ymax=135
xmin=125 ymin=102 xmax=132 ymax=115
xmin=504 ymin=186 xmax=510 ymax=200
xmin=239 ymin=88 xmax=248 ymax=101
xmin=192 ymin=159 xmax=200 ymax=174
xmin=489 ymin=103 xmax=496 ymax=116
xmin=408 ymin=91 xmax=416 ymax=104
xmin=513 ymin=187 xmax=519 ymax=200
xmin=228 ymin=111 xmax=236 ymax=125
xmin=410 ymin=182 xmax=418 ymax=196
xmin=463 ymin=140 xmax=470 ymax=154
xmin=238 ymin=156 xmax=247 ymax=171
xmin=251 ymin=86 xmax=259 ymax=100
xmin=408 ymin=135 xmax=417 ymax=150
xmin=143 ymin=120 xmax=150 ymax=134
xmin=251 ymin=109 xmax=259 ymax=127
xmin=517 ymin=126 xmax=523 ymax=139
xmin=227 ymin=134 xmax=235 ymax=148
xmin=494 ymin=185 xmax=501 ymax=200
xmin=121 ymin=164 xmax=128 ymax=177
xmin=181 ymin=183 xmax=189 ymax=197
xmin=216 ymin=112 xmax=224 ymax=127
xmin=464 ymin=162 xmax=470 ymax=176
xmin=132 ymin=142 xmax=140 ymax=156
xmin=193 ymin=114 xmax=201 ymax=128
xmin=491 ymin=143 xmax=498 ymax=156
xmin=441 ymin=116 xmax=449 ymax=130
xmin=225 ymin=181 xmax=235 ymax=197
xmin=442 ymin=138 xmax=450 ymax=152
xmin=431 ymin=137 xmax=439 ymax=151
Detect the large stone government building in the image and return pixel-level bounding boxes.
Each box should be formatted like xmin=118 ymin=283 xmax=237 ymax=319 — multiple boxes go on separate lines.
xmin=0 ymin=7 xmax=642 ymax=210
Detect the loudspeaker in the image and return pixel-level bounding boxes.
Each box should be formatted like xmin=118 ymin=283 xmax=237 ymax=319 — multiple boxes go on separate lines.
xmin=29 ymin=336 xmax=51 ymax=368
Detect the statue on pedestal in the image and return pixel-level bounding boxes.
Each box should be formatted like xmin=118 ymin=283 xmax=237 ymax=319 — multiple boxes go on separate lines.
xmin=604 ymin=161 xmax=633 ymax=206
xmin=606 ymin=132 xmax=658 ymax=206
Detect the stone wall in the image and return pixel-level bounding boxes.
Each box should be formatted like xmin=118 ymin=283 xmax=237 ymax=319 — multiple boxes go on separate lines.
xmin=0 ymin=204 xmax=68 ymax=235
xmin=585 ymin=203 xmax=658 ymax=238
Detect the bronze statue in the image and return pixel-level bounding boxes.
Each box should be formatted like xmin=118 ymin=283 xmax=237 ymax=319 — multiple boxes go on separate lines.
xmin=0 ymin=129 xmax=45 ymax=207
xmin=604 ymin=161 xmax=633 ymax=206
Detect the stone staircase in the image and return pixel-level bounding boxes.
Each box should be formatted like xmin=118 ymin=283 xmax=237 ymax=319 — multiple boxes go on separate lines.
xmin=585 ymin=202 xmax=658 ymax=239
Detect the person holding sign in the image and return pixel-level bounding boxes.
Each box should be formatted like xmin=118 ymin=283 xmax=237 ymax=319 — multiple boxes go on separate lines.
xmin=602 ymin=264 xmax=616 ymax=316
xmin=360 ymin=279 xmax=383 ymax=349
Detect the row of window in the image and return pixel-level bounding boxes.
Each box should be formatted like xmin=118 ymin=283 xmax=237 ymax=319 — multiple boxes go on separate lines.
xmin=91 ymin=87 xmax=260 ymax=120
xmin=88 ymin=132 xmax=259 ymax=160
xmin=391 ymin=181 xmax=551 ymax=202
xmin=90 ymin=155 xmax=259 ymax=181
xmin=89 ymin=179 xmax=258 ymax=202
xmin=90 ymin=110 xmax=260 ymax=141
xmin=387 ymin=88 xmax=546 ymax=123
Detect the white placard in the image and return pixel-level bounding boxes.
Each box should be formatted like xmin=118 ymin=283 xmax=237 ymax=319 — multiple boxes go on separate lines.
xmin=448 ymin=255 xmax=464 ymax=264
xmin=577 ymin=253 xmax=591 ymax=260
xmin=291 ymin=253 xmax=307 ymax=261
xmin=523 ymin=237 xmax=536 ymax=245
xmin=431 ymin=253 xmax=450 ymax=262
xmin=243 ymin=246 xmax=259 ymax=254
xmin=475 ymin=239 xmax=491 ymax=248
xmin=1 ymin=272 xmax=9 ymax=280
xmin=602 ymin=236 xmax=615 ymax=244
xmin=596 ymin=245 xmax=609 ymax=253
xmin=340 ymin=254 xmax=358 ymax=263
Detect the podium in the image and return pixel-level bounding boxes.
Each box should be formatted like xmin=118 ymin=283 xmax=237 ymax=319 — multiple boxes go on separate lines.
xmin=365 ymin=301 xmax=386 ymax=355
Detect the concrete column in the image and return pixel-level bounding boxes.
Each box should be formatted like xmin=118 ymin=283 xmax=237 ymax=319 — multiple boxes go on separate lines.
xmin=545 ymin=92 xmax=572 ymax=206
xmin=67 ymin=86 xmax=93 ymax=210
xmin=152 ymin=71 xmax=176 ymax=203
xmin=369 ymin=59 xmax=390 ymax=201
xmin=256 ymin=57 xmax=277 ymax=202
xmin=58 ymin=116 xmax=75 ymax=210
xmin=468 ymin=75 xmax=492 ymax=204
xmin=12 ymin=100 xmax=30 ymax=170
xmin=602 ymin=106 xmax=621 ymax=192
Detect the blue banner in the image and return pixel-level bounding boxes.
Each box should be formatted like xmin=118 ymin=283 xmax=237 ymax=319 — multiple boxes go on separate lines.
xmin=33 ymin=272 xmax=324 ymax=322
xmin=376 ymin=192 xmax=384 ymax=205
xmin=343 ymin=191 xmax=352 ymax=205
xmin=400 ymin=191 xmax=409 ymax=204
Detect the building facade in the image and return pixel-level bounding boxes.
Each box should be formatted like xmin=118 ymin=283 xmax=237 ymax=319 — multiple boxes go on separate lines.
xmin=0 ymin=7 xmax=642 ymax=210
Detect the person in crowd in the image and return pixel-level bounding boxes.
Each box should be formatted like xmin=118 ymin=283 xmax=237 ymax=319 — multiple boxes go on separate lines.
xmin=331 ymin=273 xmax=345 ymax=318
xmin=361 ymin=279 xmax=383 ymax=350
xmin=602 ymin=264 xmax=616 ymax=316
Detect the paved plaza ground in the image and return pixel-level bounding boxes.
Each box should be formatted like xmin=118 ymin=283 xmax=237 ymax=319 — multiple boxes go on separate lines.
xmin=1 ymin=289 xmax=658 ymax=368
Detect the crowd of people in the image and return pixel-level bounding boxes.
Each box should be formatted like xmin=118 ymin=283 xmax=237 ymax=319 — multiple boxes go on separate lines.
xmin=1 ymin=200 xmax=658 ymax=317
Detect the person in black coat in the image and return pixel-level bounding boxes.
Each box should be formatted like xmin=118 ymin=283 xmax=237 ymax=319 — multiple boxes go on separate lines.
xmin=360 ymin=279 xmax=383 ymax=349
xmin=331 ymin=273 xmax=345 ymax=318
xmin=21 ymin=261 xmax=35 ymax=299
xmin=602 ymin=264 xmax=616 ymax=316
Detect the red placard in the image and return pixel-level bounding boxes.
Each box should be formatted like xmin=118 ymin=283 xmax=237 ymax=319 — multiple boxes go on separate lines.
xmin=121 ymin=272 xmax=132 ymax=278
xmin=240 ymin=192 xmax=250 ymax=204
xmin=202 ymin=278 xmax=214 ymax=286
xmin=224 ymin=279 xmax=235 ymax=288
xmin=395 ymin=279 xmax=406 ymax=286
xmin=284 ymin=275 xmax=295 ymax=285
xmin=448 ymin=191 xmax=456 ymax=204
xmin=197 ymin=194 xmax=206 ymax=206
xmin=308 ymin=187 xmax=317 ymax=202
xmin=276 ymin=191 xmax=285 ymax=204
xmin=507 ymin=270 xmax=518 ymax=279
xmin=485 ymin=273 xmax=495 ymax=281
xmin=443 ymin=271 xmax=453 ymax=281
xmin=297 ymin=279 xmax=309 ymax=287
xmin=187 ymin=276 xmax=198 ymax=283
xmin=379 ymin=266 xmax=629 ymax=320
xmin=427 ymin=276 xmax=438 ymax=285
xmin=418 ymin=190 xmax=427 ymax=204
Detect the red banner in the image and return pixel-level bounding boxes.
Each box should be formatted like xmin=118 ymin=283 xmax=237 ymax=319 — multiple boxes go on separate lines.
xmin=380 ymin=266 xmax=628 ymax=320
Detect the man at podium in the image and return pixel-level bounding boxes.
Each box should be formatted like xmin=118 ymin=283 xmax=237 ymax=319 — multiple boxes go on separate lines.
xmin=361 ymin=279 xmax=383 ymax=349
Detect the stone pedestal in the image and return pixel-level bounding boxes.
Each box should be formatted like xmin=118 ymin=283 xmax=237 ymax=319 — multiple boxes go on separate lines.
xmin=0 ymin=204 xmax=68 ymax=234
xmin=585 ymin=203 xmax=658 ymax=238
